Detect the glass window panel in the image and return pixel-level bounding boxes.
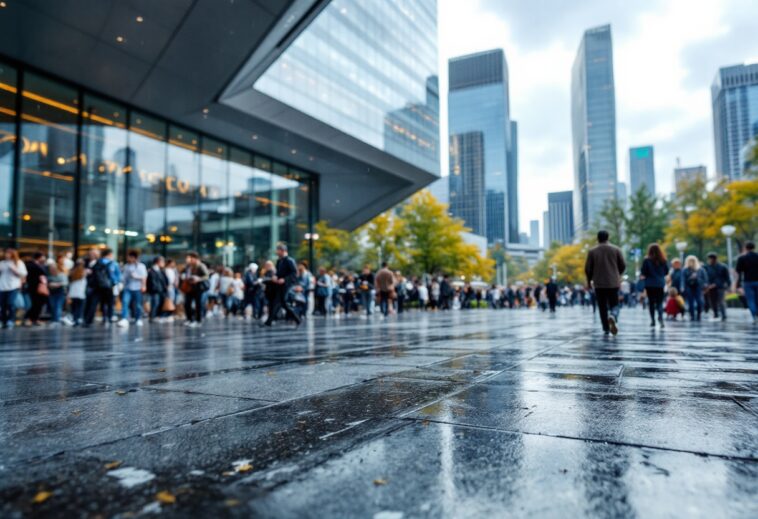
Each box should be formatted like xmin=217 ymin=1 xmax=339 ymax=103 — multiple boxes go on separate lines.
xmin=289 ymin=168 xmax=311 ymax=258
xmin=198 ymin=137 xmax=229 ymax=265
xmin=79 ymin=94 xmax=128 ymax=257
xmin=18 ymin=72 xmax=77 ymax=256
xmin=252 ymin=155 xmax=273 ymax=262
xmin=127 ymin=111 xmax=165 ymax=256
xmin=0 ymin=62 xmax=16 ymax=249
xmin=270 ymin=161 xmax=299 ymax=251
xmin=165 ymin=125 xmax=200 ymax=260
xmin=228 ymin=147 xmax=255 ymax=267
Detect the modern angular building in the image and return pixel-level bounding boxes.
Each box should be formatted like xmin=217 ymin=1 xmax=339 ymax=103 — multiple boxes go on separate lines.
xmin=629 ymin=145 xmax=655 ymax=195
xmin=571 ymin=24 xmax=618 ymax=235
xmin=529 ymin=220 xmax=539 ymax=247
xmin=0 ymin=0 xmax=440 ymax=266
xmin=547 ymin=191 xmax=574 ymax=245
xmin=448 ymin=49 xmax=518 ymax=244
xmin=711 ymin=63 xmax=758 ymax=180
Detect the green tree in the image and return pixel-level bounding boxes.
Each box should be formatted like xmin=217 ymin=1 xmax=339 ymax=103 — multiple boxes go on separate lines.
xmin=626 ymin=186 xmax=670 ymax=255
xmin=359 ymin=211 xmax=408 ymax=269
xmin=598 ymin=197 xmax=626 ymax=248
xmin=664 ymin=177 xmax=724 ymax=258
xmin=298 ymin=220 xmax=362 ymax=271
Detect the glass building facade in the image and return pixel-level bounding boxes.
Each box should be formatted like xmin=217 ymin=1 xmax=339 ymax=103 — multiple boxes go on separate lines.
xmin=448 ymin=49 xmax=518 ymax=244
xmin=711 ymin=63 xmax=758 ymax=180
xmin=254 ymin=0 xmax=439 ymax=175
xmin=0 ymin=60 xmax=317 ymax=266
xmin=629 ymin=145 xmax=655 ymax=196
xmin=571 ymin=24 xmax=618 ymax=234
xmin=547 ymin=191 xmax=574 ymax=246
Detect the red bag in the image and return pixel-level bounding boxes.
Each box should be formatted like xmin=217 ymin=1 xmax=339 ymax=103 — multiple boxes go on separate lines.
xmin=36 ymin=275 xmax=50 ymax=297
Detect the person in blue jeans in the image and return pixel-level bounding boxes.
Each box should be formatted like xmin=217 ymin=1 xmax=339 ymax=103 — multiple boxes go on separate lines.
xmin=0 ymin=248 xmax=28 ymax=329
xmin=640 ymin=243 xmax=669 ymax=328
xmin=46 ymin=264 xmax=69 ymax=326
xmin=736 ymin=241 xmax=758 ymax=324
xmin=118 ymin=250 xmax=147 ymax=328
xmin=682 ymin=255 xmax=708 ymax=321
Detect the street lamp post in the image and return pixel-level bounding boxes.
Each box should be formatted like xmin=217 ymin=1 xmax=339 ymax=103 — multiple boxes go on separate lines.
xmin=675 ymin=241 xmax=687 ymax=293
xmin=721 ymin=225 xmax=736 ymax=289
xmin=551 ymin=263 xmax=557 ymax=280
xmin=304 ymin=232 xmax=319 ymax=272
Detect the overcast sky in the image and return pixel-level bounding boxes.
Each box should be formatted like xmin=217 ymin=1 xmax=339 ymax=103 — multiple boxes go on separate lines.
xmin=437 ymin=0 xmax=758 ymax=236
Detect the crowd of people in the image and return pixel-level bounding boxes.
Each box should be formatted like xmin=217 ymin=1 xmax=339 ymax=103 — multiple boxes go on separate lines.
xmin=0 ymin=234 xmax=756 ymax=332
xmin=584 ymin=230 xmax=757 ymax=335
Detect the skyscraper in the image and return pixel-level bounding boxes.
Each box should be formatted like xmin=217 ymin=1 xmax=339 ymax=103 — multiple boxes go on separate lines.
xmin=448 ymin=49 xmax=518 ymax=244
xmin=547 ymin=191 xmax=574 ymax=245
xmin=529 ymin=220 xmax=540 ymax=247
xmin=674 ymin=165 xmax=707 ymax=192
xmin=629 ymin=145 xmax=656 ymax=195
xmin=542 ymin=211 xmax=550 ymax=248
xmin=571 ymin=25 xmax=618 ymax=234
xmin=711 ymin=63 xmax=758 ymax=180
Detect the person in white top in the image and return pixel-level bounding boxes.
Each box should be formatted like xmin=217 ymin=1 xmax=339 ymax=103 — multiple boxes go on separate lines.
xmin=118 ymin=250 xmax=148 ymax=328
xmin=417 ymin=281 xmax=429 ymax=310
xmin=218 ymin=268 xmax=235 ymax=316
xmin=0 ymin=248 xmax=28 ymax=329
xmin=64 ymin=258 xmax=87 ymax=326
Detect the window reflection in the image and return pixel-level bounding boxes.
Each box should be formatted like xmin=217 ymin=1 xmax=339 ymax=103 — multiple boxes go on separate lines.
xmin=79 ymin=94 xmax=128 ymax=256
xmin=0 ymin=63 xmax=16 ymax=248
xmin=127 ymin=111 xmax=165 ymax=256
xmin=19 ymin=73 xmax=77 ymax=255
xmin=165 ymin=126 xmax=200 ymax=257
xmin=2 ymin=60 xmax=316 ymax=266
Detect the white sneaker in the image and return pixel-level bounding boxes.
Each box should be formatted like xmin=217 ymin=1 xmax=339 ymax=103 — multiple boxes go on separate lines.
xmin=135 ymin=319 xmax=144 ymax=327
xmin=117 ymin=318 xmax=129 ymax=328
xmin=183 ymin=320 xmax=192 ymax=327
xmin=164 ymin=316 xmax=174 ymax=323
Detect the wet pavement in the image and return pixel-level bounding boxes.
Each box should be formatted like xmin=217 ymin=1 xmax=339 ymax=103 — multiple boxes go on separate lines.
xmin=0 ymin=308 xmax=756 ymax=517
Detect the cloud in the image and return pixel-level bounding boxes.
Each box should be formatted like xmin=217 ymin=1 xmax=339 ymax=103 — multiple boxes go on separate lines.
xmin=438 ymin=0 xmax=752 ymax=234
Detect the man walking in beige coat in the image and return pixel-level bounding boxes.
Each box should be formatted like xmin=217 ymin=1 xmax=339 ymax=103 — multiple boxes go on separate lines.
xmin=584 ymin=230 xmax=626 ymax=335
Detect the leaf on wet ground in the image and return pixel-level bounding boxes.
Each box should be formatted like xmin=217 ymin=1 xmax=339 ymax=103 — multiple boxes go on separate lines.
xmin=158 ymin=368 xmax=166 ymax=372
xmin=222 ymin=471 xmax=235 ymax=477
xmin=71 ymin=409 xmax=82 ymax=416
xmin=115 ymin=390 xmax=127 ymax=395
xmin=373 ymin=478 xmax=388 ymax=486
xmin=31 ymin=491 xmax=52 ymax=504
xmin=235 ymin=464 xmax=253 ymax=473
xmin=104 ymin=461 xmax=122 ymax=470
xmin=155 ymin=491 xmax=176 ymax=504
xmin=225 ymin=499 xmax=241 ymax=507
xmin=265 ymin=371 xmax=276 ymax=377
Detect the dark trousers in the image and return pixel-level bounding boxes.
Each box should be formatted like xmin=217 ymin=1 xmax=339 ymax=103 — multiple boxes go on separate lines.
xmin=26 ymin=293 xmax=48 ymax=323
xmin=0 ymin=289 xmax=18 ymax=326
xmin=84 ymin=288 xmax=114 ymax=325
xmin=647 ymin=287 xmax=665 ymax=322
xmin=595 ymin=287 xmax=619 ymax=333
xmin=184 ymin=290 xmax=203 ymax=322
xmin=149 ymin=293 xmax=165 ymax=320
xmin=265 ymin=286 xmax=300 ymax=325
xmin=314 ymin=295 xmax=327 ymax=315
xmin=70 ymin=298 xmax=85 ymax=323
xmin=378 ymin=291 xmax=391 ymax=316
xmin=708 ymin=288 xmax=726 ymax=319
xmin=548 ymin=295 xmax=557 ymax=312
xmin=397 ymin=295 xmax=405 ymax=314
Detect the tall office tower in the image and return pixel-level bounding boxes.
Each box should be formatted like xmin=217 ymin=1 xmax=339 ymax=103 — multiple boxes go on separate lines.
xmin=629 ymin=145 xmax=655 ymax=195
xmin=616 ymin=182 xmax=628 ymax=208
xmin=571 ymin=24 xmax=618 ymax=234
xmin=529 ymin=220 xmax=539 ymax=247
xmin=547 ymin=191 xmax=575 ymax=245
xmin=542 ymin=211 xmax=550 ymax=248
xmin=448 ymin=49 xmax=518 ymax=244
xmin=711 ymin=63 xmax=758 ymax=180
xmin=508 ymin=121 xmax=519 ymax=243
xmin=674 ymin=164 xmax=707 ymax=192
xmin=427 ymin=177 xmax=450 ymax=206
xmin=449 ymin=132 xmax=486 ymax=235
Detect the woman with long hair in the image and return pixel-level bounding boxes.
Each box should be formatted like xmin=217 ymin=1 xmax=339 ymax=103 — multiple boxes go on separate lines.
xmin=640 ymin=243 xmax=669 ymax=328
xmin=682 ymin=255 xmax=708 ymax=321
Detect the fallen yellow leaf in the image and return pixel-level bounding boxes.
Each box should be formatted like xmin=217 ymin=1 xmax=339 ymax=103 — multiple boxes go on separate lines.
xmin=222 ymin=471 xmax=235 ymax=477
xmin=155 ymin=491 xmax=176 ymax=504
xmin=235 ymin=464 xmax=253 ymax=473
xmin=225 ymin=499 xmax=240 ymax=507
xmin=32 ymin=491 xmax=52 ymax=504
xmin=158 ymin=368 xmax=166 ymax=372
xmin=115 ymin=390 xmax=127 ymax=396
xmin=104 ymin=461 xmax=122 ymax=470
xmin=373 ymin=478 xmax=388 ymax=486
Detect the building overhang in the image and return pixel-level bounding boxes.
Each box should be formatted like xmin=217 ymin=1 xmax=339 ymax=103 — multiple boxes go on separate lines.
xmin=0 ymin=0 xmax=438 ymax=229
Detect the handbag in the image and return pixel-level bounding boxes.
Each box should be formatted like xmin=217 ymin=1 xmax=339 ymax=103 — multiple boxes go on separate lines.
xmin=36 ymin=276 xmax=49 ymax=297
xmin=162 ymin=297 xmax=176 ymax=312
xmin=180 ymin=279 xmax=193 ymax=294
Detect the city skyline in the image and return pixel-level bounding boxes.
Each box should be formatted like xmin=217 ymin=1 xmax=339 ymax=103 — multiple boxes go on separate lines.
xmin=438 ymin=0 xmax=758 ymax=234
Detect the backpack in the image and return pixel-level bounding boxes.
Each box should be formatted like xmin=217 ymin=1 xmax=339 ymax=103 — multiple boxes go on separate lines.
xmin=92 ymin=260 xmax=113 ymax=289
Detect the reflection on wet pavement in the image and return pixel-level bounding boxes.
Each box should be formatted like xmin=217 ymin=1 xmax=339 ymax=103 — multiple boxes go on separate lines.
xmin=0 ymin=308 xmax=756 ymax=517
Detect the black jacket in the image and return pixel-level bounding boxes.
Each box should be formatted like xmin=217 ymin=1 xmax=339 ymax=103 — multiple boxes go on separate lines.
xmin=24 ymin=261 xmax=46 ymax=291
xmin=736 ymin=251 xmax=758 ymax=283
xmin=147 ymin=267 xmax=169 ymax=295
xmin=705 ymin=262 xmax=730 ymax=289
xmin=276 ymin=256 xmax=298 ymax=288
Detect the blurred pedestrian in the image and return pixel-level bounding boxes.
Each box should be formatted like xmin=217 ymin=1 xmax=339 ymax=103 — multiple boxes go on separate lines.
xmin=735 ymin=241 xmax=758 ymax=324
xmin=640 ymin=243 xmax=669 ymax=328
xmin=584 ymin=230 xmax=626 ymax=335
xmin=705 ymin=252 xmax=730 ymax=321
xmin=0 ymin=248 xmax=27 ymax=329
